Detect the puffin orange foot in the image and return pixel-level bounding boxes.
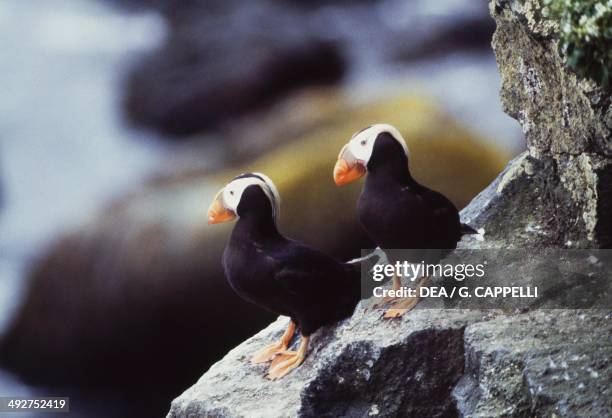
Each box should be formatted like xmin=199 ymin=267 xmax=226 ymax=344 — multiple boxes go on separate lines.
xmin=251 ymin=320 xmax=296 ymax=364
xmin=251 ymin=341 xmax=287 ymax=364
xmin=373 ymin=274 xmax=403 ymax=306
xmin=382 ymin=297 xmax=418 ymax=319
xmin=266 ymin=352 xmax=303 ymax=380
xmin=382 ymin=276 xmax=430 ymax=319
xmin=269 ymin=349 xmax=297 ymax=367
xmin=266 ymin=336 xmax=309 ymax=380
xmin=383 ymin=308 xmax=408 ymax=318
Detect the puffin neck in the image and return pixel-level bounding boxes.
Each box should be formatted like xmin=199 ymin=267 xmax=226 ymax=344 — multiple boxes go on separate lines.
xmin=233 ymin=185 xmax=281 ymax=241
xmin=367 ymin=152 xmax=414 ymax=186
xmin=234 ymin=211 xmax=280 ymax=241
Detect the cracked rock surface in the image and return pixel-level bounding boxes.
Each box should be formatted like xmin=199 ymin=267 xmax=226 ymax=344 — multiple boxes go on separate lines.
xmin=487 ymin=0 xmax=612 ymax=248
xmin=169 ymin=309 xmax=610 ymax=418
xmin=454 ymin=311 xmax=611 ymax=418
xmin=168 ymin=308 xmax=486 ymax=418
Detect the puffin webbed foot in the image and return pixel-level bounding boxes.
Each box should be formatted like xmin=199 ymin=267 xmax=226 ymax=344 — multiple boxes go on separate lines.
xmin=382 ymin=276 xmax=430 ymax=319
xmin=266 ymin=336 xmax=309 ymax=380
xmin=382 ymin=299 xmax=418 ymax=318
xmin=251 ymin=320 xmax=296 ymax=364
xmin=371 ymin=274 xmax=402 ymax=308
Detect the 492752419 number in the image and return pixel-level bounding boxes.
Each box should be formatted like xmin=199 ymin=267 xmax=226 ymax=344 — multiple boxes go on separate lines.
xmin=1 ymin=397 xmax=69 ymax=412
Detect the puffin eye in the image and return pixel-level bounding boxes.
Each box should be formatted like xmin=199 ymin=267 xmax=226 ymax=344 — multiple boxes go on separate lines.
xmin=230 ymin=190 xmax=235 ymax=195
xmin=360 ymin=140 xmax=367 ymax=146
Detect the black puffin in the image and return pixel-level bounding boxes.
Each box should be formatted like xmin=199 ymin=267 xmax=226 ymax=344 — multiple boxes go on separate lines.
xmin=208 ymin=173 xmax=360 ymax=379
xmin=333 ymin=124 xmax=475 ymax=317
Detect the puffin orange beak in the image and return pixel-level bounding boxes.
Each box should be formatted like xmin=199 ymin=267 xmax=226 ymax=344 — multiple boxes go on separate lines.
xmin=333 ymin=159 xmax=366 ymax=186
xmin=207 ymin=192 xmax=236 ymax=224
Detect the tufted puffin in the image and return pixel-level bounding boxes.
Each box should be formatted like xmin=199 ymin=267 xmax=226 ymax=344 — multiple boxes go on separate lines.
xmin=208 ymin=173 xmax=360 ymax=379
xmin=333 ymin=124 xmax=476 ymax=317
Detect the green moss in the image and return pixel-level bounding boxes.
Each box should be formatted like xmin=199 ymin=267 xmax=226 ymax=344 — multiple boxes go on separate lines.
xmin=542 ymin=0 xmax=612 ymax=90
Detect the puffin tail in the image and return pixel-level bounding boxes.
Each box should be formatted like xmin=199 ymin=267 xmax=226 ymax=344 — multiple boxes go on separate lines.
xmin=460 ymin=223 xmax=478 ymax=235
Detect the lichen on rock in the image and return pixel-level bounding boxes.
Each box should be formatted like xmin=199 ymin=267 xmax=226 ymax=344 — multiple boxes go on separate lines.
xmin=490 ymin=0 xmax=612 ymax=247
xmin=542 ymin=0 xmax=612 ymax=91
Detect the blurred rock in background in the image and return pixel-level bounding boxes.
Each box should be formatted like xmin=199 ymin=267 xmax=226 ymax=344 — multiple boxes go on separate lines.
xmin=125 ymin=23 xmax=344 ymax=136
xmin=110 ymin=0 xmax=495 ymax=137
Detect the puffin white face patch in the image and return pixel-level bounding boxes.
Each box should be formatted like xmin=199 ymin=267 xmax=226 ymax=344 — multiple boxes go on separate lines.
xmin=221 ymin=173 xmax=281 ymax=221
xmin=347 ymin=124 xmax=409 ymax=166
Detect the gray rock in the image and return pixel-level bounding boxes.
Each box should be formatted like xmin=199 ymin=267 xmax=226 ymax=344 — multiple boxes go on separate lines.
xmin=168 ymin=308 xmax=488 ymax=418
xmin=454 ymin=311 xmax=612 ymax=418
xmin=168 ymin=1 xmax=612 ymax=417
xmin=488 ymin=0 xmax=612 ymax=248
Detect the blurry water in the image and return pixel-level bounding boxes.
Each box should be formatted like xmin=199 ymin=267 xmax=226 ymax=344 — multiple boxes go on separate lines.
xmin=0 ymin=0 xmax=167 ymax=337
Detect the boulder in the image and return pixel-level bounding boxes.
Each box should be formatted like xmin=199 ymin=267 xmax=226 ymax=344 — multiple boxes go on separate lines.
xmin=482 ymin=0 xmax=612 ymax=247
xmin=167 ymin=1 xmax=611 ymax=416
xmin=454 ymin=311 xmax=611 ymax=418
xmin=168 ymin=309 xmax=487 ymax=418
xmin=120 ymin=0 xmax=495 ymax=137
xmin=168 ymin=308 xmax=611 ymax=418
xmin=0 ymin=93 xmax=504 ymax=417
xmin=125 ymin=29 xmax=344 ymax=137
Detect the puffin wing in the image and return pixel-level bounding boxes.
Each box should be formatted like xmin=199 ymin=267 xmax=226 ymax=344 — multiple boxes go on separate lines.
xmin=271 ymin=244 xmax=360 ymax=333
xmin=270 ymin=243 xmax=347 ymax=298
xmin=427 ymin=191 xmax=462 ymax=247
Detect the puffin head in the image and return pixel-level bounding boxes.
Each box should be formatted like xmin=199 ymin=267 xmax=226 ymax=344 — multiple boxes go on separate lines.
xmin=207 ymin=172 xmax=281 ymax=224
xmin=333 ymin=123 xmax=409 ymax=186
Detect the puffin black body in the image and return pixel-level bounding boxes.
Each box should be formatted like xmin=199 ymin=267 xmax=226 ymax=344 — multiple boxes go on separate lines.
xmin=208 ymin=173 xmax=360 ymax=379
xmin=223 ymin=184 xmax=360 ymax=335
xmin=334 ymin=124 xmax=476 ymax=316
xmin=358 ymin=132 xmax=466 ymax=254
